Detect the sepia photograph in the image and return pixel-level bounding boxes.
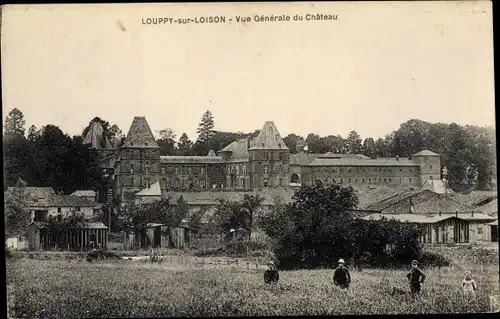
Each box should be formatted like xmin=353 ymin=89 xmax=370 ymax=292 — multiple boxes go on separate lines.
xmin=2 ymin=1 xmax=498 ymax=317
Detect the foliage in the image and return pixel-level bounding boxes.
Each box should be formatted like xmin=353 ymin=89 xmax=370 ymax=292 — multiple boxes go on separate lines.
xmin=81 ymin=117 xmax=123 ymax=143
xmin=4 ymin=108 xmax=26 ymax=140
xmin=44 ymin=211 xmax=88 ymax=249
xmin=4 ymin=180 xmax=30 ymax=238
xmin=189 ymin=209 xmax=204 ymax=236
xmin=350 ymin=218 xmax=423 ymax=268
xmin=196 ymin=110 xmax=215 ymax=144
xmin=177 ymin=133 xmax=193 ymax=155
xmin=345 ymin=130 xmax=363 ymax=154
xmin=7 ymin=258 xmax=498 ymax=317
xmin=261 ymin=181 xmax=358 ymax=270
xmin=213 ymin=194 xmax=264 ymax=240
xmin=283 ymin=134 xmax=306 ymax=154
xmin=156 ymin=127 xmax=177 ymax=155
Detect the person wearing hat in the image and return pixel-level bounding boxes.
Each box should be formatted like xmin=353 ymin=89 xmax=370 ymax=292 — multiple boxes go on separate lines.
xmin=407 ymin=260 xmax=426 ymax=300
xmin=264 ymin=261 xmax=279 ymax=284
xmin=333 ymin=258 xmax=351 ymax=289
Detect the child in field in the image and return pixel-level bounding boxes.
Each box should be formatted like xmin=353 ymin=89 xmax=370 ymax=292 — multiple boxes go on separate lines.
xmin=407 ymin=260 xmax=426 ymax=300
xmin=333 ymin=259 xmax=351 ymax=289
xmin=264 ymin=261 xmax=279 ymax=285
xmin=462 ymin=270 xmax=477 ymax=299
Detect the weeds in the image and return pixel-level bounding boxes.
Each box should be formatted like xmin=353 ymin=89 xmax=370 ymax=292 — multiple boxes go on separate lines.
xmin=6 ymin=257 xmax=498 ymax=317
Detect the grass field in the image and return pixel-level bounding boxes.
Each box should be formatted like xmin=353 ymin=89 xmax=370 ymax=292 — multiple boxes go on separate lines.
xmin=6 ymin=248 xmax=499 ymax=317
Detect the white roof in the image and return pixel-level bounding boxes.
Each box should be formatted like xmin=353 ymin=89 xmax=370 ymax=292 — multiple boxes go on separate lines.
xmin=135 ymin=181 xmax=161 ymax=197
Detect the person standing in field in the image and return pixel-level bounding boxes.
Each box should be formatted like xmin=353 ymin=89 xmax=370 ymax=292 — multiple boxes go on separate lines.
xmin=462 ymin=270 xmax=477 ymax=300
xmin=407 ymin=260 xmax=426 ymax=300
xmin=333 ymin=259 xmax=351 ymax=289
xmin=264 ymin=261 xmax=279 ymax=285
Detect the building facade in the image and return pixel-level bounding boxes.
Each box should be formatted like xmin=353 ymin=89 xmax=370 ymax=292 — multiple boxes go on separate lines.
xmin=84 ymin=116 xmax=443 ymax=205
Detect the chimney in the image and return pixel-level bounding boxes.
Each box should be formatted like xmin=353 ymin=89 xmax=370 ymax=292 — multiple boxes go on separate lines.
xmin=438 ymin=210 xmax=441 ymax=216
xmin=455 ymin=210 xmax=458 ymax=218
xmin=471 ymin=211 xmax=474 ymax=217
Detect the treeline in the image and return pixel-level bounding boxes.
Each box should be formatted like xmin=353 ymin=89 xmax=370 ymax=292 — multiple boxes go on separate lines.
xmin=3 ymin=108 xmax=496 ymax=195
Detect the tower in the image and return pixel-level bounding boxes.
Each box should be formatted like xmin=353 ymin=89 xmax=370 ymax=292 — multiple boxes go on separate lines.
xmin=411 ymin=150 xmax=441 ymax=187
xmin=117 ymin=116 xmax=160 ymax=205
xmin=247 ymin=121 xmax=290 ymax=188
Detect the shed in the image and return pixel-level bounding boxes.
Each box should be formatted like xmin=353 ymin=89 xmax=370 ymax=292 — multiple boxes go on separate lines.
xmin=27 ymin=221 xmax=109 ymax=251
xmin=123 ymin=221 xmax=190 ymax=250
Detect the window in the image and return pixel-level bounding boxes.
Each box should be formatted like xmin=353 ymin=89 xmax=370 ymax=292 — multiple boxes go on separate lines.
xmin=430 ymin=165 xmax=433 ymax=169
xmin=362 ymin=178 xmax=365 ymax=183
xmin=348 ymin=169 xmax=351 ymax=173
xmin=264 ymin=165 xmax=269 ymax=175
xmin=409 ymin=178 xmax=412 ymax=182
xmin=146 ymin=181 xmax=150 ymax=188
xmin=130 ymin=177 xmax=134 ymax=185
xmin=145 ymin=165 xmax=150 ymax=174
xmin=58 ymin=207 xmax=62 ymax=214
xmin=76 ymin=207 xmax=81 ymax=212
xmin=130 ymin=164 xmax=134 ymax=174
xmin=348 ymin=179 xmax=351 ymax=183
xmin=430 ymin=176 xmax=433 ymax=180
xmin=478 ymin=228 xmax=483 ymax=234
xmin=161 ymin=167 xmax=166 ymax=174
xmin=340 ymin=178 xmax=343 ymax=183
xmin=201 ymin=167 xmax=205 ymax=174
xmin=409 ymin=169 xmax=412 ymax=172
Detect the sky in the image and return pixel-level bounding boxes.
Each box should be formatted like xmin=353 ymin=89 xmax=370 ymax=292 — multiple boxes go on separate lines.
xmin=1 ymin=2 xmax=495 ymax=142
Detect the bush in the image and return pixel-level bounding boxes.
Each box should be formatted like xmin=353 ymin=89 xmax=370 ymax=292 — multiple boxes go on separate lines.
xmin=87 ymin=249 xmax=120 ymax=260
xmin=419 ymin=250 xmax=450 ymax=268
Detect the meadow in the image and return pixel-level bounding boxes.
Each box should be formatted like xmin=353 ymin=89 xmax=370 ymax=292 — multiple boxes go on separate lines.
xmin=6 ymin=246 xmax=499 ymax=317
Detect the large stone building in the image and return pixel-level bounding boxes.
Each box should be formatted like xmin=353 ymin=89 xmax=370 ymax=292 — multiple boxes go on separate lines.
xmin=83 ymin=116 xmax=443 ymax=205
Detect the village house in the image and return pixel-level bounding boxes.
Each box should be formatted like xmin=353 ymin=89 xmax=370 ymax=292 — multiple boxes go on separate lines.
xmin=70 ymin=190 xmax=98 ymax=202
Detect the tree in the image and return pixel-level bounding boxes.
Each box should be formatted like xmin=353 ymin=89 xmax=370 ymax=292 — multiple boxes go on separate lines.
xmin=27 ymin=125 xmax=39 ymax=143
xmin=362 ymin=138 xmax=376 ymax=158
xmin=189 ymin=209 xmax=204 ymax=237
xmin=213 ymin=194 xmax=264 ymax=241
xmin=156 ymin=127 xmax=177 ymax=155
xmin=344 ymin=130 xmax=363 ymax=154
xmin=81 ymin=117 xmax=122 ymax=142
xmin=4 ymin=108 xmax=26 ymax=140
xmin=172 ymin=196 xmax=189 ymax=226
xmin=196 ymin=110 xmax=215 ymax=144
xmin=177 ymin=133 xmax=193 ymax=156
xmin=283 ymin=134 xmax=305 ymax=154
xmin=260 ymin=181 xmax=359 ymax=269
xmin=324 ymin=135 xmax=345 ymax=154
xmin=4 ymin=179 xmax=30 ymax=238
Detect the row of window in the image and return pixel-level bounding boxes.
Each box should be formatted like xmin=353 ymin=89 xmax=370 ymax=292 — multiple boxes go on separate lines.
xmin=313 ymin=167 xmax=415 ymax=173
xmin=319 ymin=177 xmax=414 ymax=184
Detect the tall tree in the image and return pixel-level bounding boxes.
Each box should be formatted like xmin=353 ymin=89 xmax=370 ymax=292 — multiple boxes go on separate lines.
xmin=177 ymin=133 xmax=193 ymax=156
xmin=324 ymin=135 xmax=345 ymax=154
xmin=196 ymin=110 xmax=215 ymax=144
xmin=81 ymin=117 xmax=122 ymax=142
xmin=344 ymin=130 xmax=363 ymax=154
xmin=283 ymin=134 xmax=305 ymax=154
xmin=4 ymin=108 xmax=26 ymax=140
xmin=156 ymin=127 xmax=177 ymax=155
xmin=362 ymin=137 xmax=376 ymax=158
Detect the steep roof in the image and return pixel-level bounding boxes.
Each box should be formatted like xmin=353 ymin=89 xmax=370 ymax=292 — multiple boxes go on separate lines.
xmin=351 ymin=185 xmax=419 ymax=210
xmin=122 ymin=116 xmax=159 ymax=149
xmin=5 ymin=187 xmax=57 ymax=207
xmin=450 ymin=191 xmax=498 ymax=207
xmin=70 ymin=190 xmax=97 ymax=197
xmin=248 ymin=121 xmax=289 ymax=150
xmin=412 ymin=150 xmax=440 ymax=156
xmin=160 ymin=156 xmax=223 ymax=164
xmin=135 ymin=181 xmax=162 ymax=197
xmin=82 ymin=121 xmax=114 ymax=149
xmin=207 ymin=150 xmax=217 ymax=157
xmin=308 ymin=157 xmax=419 ymax=167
